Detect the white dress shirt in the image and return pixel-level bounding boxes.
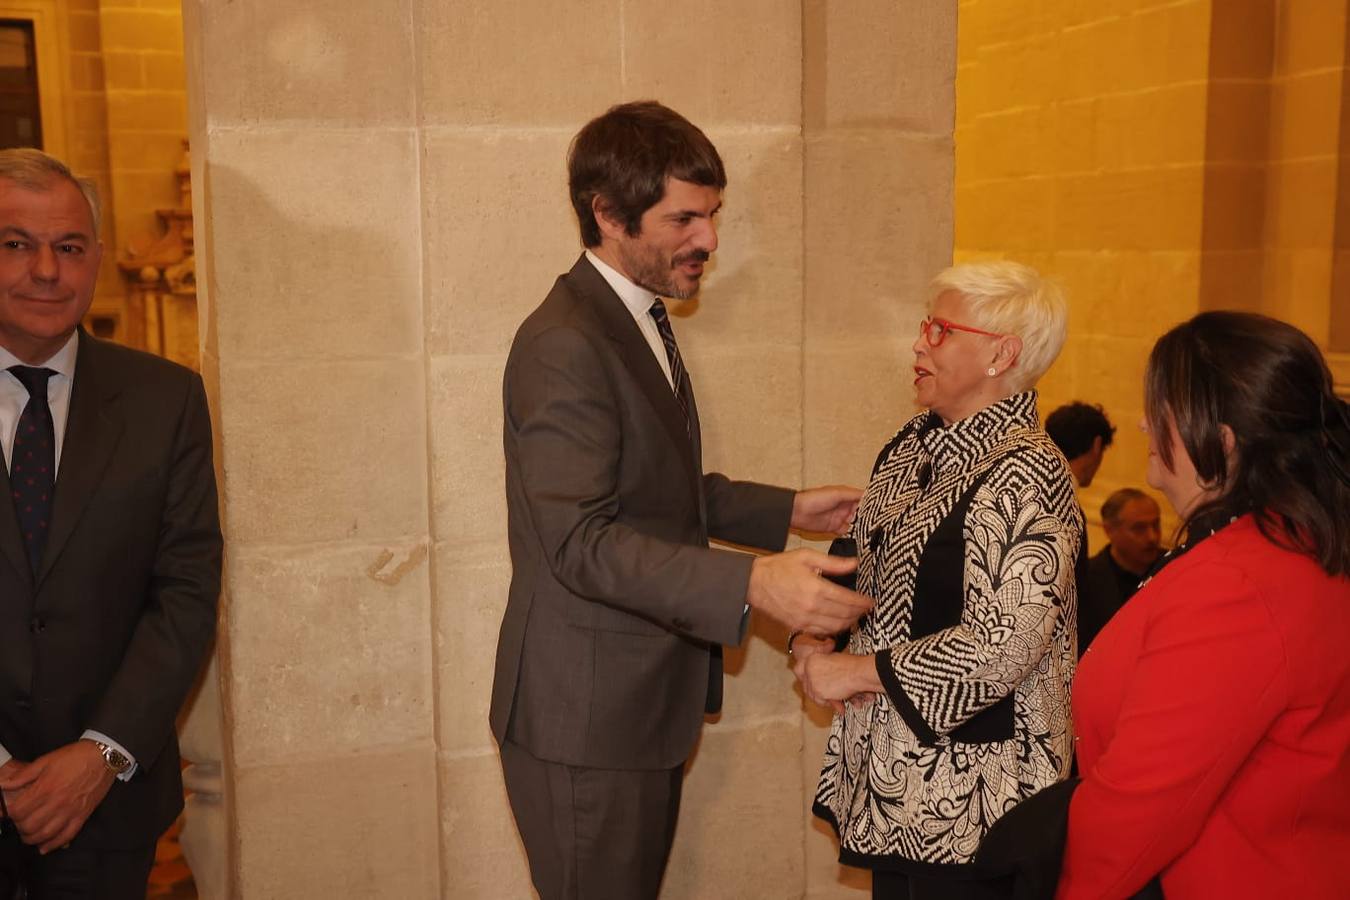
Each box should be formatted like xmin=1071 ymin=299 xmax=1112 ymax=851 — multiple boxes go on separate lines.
xmin=0 ymin=332 xmax=136 ymax=779
xmin=585 ymin=250 xmax=676 ymax=389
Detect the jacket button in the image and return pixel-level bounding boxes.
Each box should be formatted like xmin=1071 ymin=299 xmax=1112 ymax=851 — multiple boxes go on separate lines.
xmin=28 ymin=617 xmax=44 ymax=634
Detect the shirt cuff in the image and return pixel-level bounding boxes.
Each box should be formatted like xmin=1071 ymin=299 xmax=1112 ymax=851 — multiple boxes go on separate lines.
xmin=0 ymin=743 xmax=10 ymax=769
xmin=81 ymin=730 xmax=138 ymax=782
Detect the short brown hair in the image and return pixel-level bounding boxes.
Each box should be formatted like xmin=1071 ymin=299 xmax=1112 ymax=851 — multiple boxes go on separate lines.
xmin=568 ymin=100 xmax=726 ymax=247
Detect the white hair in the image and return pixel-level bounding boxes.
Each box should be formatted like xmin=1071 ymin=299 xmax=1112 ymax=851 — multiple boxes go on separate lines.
xmin=0 ymin=147 xmax=101 ymax=233
xmin=929 ymin=260 xmax=1067 ymax=391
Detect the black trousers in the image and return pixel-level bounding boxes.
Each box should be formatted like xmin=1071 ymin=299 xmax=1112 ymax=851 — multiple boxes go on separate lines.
xmin=500 ymin=739 xmax=684 ymax=900
xmin=872 ymin=868 xmax=1014 ymax=900
xmin=20 ymin=843 xmax=156 ymax=900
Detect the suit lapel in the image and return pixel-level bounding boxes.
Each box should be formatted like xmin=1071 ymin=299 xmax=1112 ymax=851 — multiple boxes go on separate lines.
xmin=566 ymin=257 xmax=702 ymax=494
xmin=0 ymin=439 xmax=31 ymax=587
xmin=38 ymin=330 xmax=123 ymax=587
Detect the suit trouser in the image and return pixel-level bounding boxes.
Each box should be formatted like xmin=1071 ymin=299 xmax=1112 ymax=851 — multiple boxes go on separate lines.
xmin=22 ymin=842 xmax=156 ymax=900
xmin=500 ymin=738 xmax=684 ymax=900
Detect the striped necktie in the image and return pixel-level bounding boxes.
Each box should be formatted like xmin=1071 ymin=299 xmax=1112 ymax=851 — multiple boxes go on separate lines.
xmin=648 ymin=299 xmax=691 ymax=437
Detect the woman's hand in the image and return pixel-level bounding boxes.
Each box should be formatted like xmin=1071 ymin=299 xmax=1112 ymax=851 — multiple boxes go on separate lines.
xmin=797 ymin=650 xmax=882 ymax=713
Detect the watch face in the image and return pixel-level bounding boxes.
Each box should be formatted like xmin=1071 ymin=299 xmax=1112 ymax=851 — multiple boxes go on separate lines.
xmin=103 ymin=746 xmax=130 ymax=772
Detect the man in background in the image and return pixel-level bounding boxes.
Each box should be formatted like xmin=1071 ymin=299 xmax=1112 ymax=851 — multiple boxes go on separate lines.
xmin=0 ymin=148 xmax=221 ymax=898
xmin=1079 ymin=487 xmax=1162 ymax=655
xmin=491 ymin=101 xmax=872 ymax=899
xmin=1046 ymin=400 xmax=1116 ymax=487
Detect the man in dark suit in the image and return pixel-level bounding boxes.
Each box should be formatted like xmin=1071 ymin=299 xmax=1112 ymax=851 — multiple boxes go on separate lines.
xmin=0 ymin=148 xmax=221 ymax=897
xmin=1079 ymin=488 xmax=1161 ymax=656
xmin=490 ymin=101 xmax=873 ymax=899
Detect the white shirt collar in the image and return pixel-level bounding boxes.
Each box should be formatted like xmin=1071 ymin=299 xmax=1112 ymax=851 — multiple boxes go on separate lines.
xmin=0 ymin=330 xmax=79 ymax=379
xmin=585 ymin=249 xmax=659 ymax=318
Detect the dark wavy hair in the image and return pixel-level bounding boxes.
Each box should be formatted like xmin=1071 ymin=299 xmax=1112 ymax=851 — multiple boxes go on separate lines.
xmin=1045 ymin=401 xmax=1115 ymax=459
xmin=568 ymin=100 xmax=726 ymax=248
xmin=1145 ymin=311 xmax=1350 ymax=576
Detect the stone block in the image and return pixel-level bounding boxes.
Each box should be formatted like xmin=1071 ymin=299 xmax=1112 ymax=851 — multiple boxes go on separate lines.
xmin=978 ymin=32 xmax=1063 ymax=109
xmin=143 ymin=52 xmax=186 ymax=90
xmin=432 ymin=541 xmax=510 ymax=755
xmin=719 ymin=612 xmax=803 ymax=727
xmin=805 ymin=133 xmax=954 ymax=340
xmin=197 ymin=0 xmax=415 ymax=127
xmin=99 ymin=8 xmax=183 ymax=53
xmin=420 ymin=131 xmax=577 ymax=358
xmin=105 ymin=91 xmax=187 ymax=132
xmin=206 ymin=129 xmax=423 ymax=360
xmin=66 ymin=11 xmax=102 ymax=53
xmin=1094 ymin=83 xmax=1208 ymax=170
xmin=803 ymin=340 xmax=917 ymax=488
xmin=665 ymin=720 xmax=806 ymax=898
xmin=1053 ymin=168 xmax=1204 ymax=252
xmin=216 ymin=358 xmax=429 ymax=545
xmin=803 ymin=0 xmax=955 ymax=135
xmin=225 ymin=542 xmax=434 ymax=763
xmin=1205 ymin=80 xmax=1271 ymax=165
xmin=108 ymin=130 xmax=186 ymax=172
xmin=100 ymin=50 xmax=142 ymax=89
xmin=428 ymin=355 xmax=508 ymax=546
xmin=1268 ymin=70 xmax=1343 ymax=161
xmin=625 ymin=0 xmax=801 ymax=127
xmin=679 ymin=344 xmax=802 ymax=488
xmin=67 ymin=52 xmax=107 ymax=92
xmin=1199 ymin=163 xmax=1265 ymax=252
xmin=1274 ymin=0 xmax=1347 ymax=74
xmin=1265 ymin=158 xmax=1337 ymax=248
xmin=1262 ymin=249 xmax=1334 ymax=344
xmin=416 ymin=0 xmax=621 ymax=126
xmin=1199 ymin=249 xmax=1265 ymax=312
xmin=438 ymin=750 xmax=534 ymax=898
xmin=233 ymin=747 xmax=440 ymax=897
xmin=667 ymin=130 xmax=803 ymax=351
xmin=1209 ymin=0 xmax=1276 ymax=79
xmin=955 ymin=176 xmax=1051 ymax=253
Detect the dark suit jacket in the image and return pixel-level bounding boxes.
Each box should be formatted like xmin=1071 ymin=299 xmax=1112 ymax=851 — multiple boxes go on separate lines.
xmin=1078 ymin=546 xmax=1138 ymax=657
xmin=490 ymin=255 xmax=794 ymax=771
xmin=0 ymin=330 xmax=222 ymax=849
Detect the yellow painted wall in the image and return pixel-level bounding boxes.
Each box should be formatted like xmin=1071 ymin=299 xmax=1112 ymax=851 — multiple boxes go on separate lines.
xmin=956 ymin=0 xmax=1350 ymax=545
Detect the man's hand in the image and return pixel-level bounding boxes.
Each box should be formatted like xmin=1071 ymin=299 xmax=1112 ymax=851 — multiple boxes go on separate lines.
xmin=747 ymin=549 xmax=872 ymax=635
xmin=0 ymin=741 xmax=115 ymax=853
xmin=799 ymin=652 xmax=881 ymax=711
xmin=0 ymin=758 xmax=28 ymax=813
xmin=790 ymin=635 xmax=846 ymax=713
xmin=791 ymin=485 xmax=862 ymax=535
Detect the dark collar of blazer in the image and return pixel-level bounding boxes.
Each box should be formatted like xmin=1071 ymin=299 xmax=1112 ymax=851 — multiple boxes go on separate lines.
xmin=0 ymin=328 xmax=124 ymax=590
xmin=563 ymin=255 xmax=704 ymax=496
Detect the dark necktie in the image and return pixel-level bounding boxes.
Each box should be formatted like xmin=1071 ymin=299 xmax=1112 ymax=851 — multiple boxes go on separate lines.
xmin=648 ymin=299 xmax=691 ymax=436
xmin=8 ymin=366 xmax=56 ymax=574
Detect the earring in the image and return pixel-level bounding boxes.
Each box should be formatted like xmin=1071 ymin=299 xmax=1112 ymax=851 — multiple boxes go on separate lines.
xmin=986 ymin=367 xmax=997 ymax=377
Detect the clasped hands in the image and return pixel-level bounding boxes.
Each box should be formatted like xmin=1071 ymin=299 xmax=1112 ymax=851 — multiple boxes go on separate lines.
xmin=745 ymin=484 xmax=881 ymax=712
xmin=0 ymin=741 xmax=116 ymax=854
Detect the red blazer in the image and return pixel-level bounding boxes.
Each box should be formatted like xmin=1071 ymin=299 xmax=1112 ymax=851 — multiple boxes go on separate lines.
xmin=1058 ymin=515 xmax=1350 ymax=900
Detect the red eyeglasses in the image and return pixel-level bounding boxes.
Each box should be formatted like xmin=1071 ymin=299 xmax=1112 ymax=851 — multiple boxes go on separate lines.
xmin=919 ymin=316 xmax=1005 ymax=347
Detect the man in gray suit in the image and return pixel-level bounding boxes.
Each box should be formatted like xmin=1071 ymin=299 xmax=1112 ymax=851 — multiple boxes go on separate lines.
xmin=490 ymin=101 xmax=872 ymax=899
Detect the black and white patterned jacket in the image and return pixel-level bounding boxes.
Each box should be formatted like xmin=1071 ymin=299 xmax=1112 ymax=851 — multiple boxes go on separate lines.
xmin=813 ymin=391 xmax=1082 ymax=871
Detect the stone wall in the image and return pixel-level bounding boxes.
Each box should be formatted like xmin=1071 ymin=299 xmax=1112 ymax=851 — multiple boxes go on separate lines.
xmin=181 ymin=1 xmax=956 ymax=896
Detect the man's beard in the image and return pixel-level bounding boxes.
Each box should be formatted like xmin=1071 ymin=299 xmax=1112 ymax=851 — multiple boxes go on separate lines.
xmin=618 ymin=241 xmax=710 ymax=299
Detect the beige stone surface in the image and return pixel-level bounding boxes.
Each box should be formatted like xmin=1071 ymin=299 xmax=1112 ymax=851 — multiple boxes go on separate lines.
xmin=803 ymin=0 xmax=955 ymax=134
xmin=225 ymin=542 xmax=434 ymax=763
xmin=438 ymin=750 xmax=533 ymax=898
xmin=665 ymin=721 xmax=807 ymax=898
xmin=196 ymin=0 xmax=416 ymax=127
xmin=625 ymin=0 xmax=801 ymax=127
xmin=432 ymin=540 xmax=511 ymax=756
xmin=216 ymin=358 xmax=429 ymax=545
xmin=804 ymin=341 xmax=918 ymax=486
xmin=416 ymin=0 xmax=621 ymax=126
xmin=427 ymin=355 xmax=508 ymax=546
xmin=420 ymin=130 xmax=577 ymax=358
xmin=234 ymin=748 xmax=440 ymax=897
xmin=206 ymin=129 xmax=424 ymax=361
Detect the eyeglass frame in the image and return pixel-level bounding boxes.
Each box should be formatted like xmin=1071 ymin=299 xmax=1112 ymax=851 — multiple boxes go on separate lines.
xmin=919 ymin=315 xmax=1006 ymax=347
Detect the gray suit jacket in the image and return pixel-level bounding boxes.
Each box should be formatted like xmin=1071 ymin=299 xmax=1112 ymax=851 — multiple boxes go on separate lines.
xmin=0 ymin=330 xmax=221 ymax=848
xmin=490 ymin=255 xmax=794 ymax=771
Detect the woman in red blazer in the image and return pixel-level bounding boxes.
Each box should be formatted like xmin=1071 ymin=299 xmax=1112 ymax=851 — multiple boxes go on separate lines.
xmin=1056 ymin=312 xmax=1350 ymax=899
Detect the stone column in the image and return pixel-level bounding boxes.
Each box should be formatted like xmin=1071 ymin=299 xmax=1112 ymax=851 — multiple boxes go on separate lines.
xmin=182 ymin=1 xmax=956 ymax=894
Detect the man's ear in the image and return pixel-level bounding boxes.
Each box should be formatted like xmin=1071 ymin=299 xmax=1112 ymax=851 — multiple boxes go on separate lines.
xmin=592 ymin=195 xmax=627 ymax=242
xmin=1091 ymin=435 xmax=1104 ymax=455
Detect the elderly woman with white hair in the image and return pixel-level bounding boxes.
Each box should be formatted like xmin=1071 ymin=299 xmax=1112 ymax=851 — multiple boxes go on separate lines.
xmin=794 ymin=261 xmax=1083 ymax=900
